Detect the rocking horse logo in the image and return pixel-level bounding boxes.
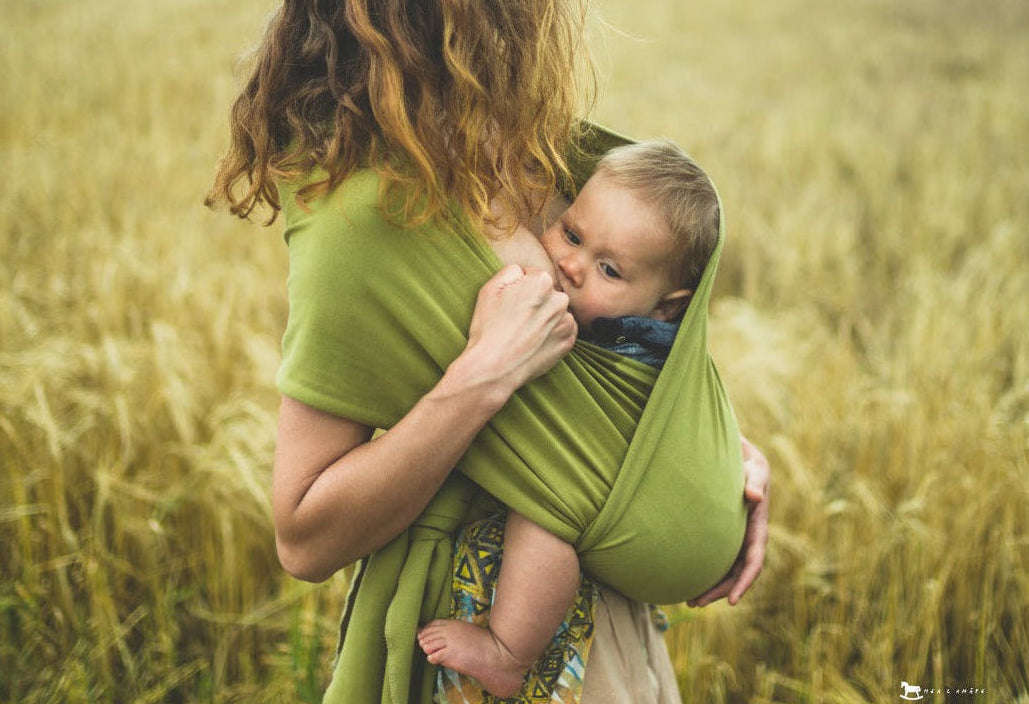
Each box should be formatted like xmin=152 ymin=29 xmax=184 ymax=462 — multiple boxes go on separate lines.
xmin=899 ymin=681 xmax=924 ymax=700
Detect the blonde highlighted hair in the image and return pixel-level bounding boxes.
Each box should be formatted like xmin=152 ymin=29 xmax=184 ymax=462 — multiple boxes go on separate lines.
xmin=207 ymin=0 xmax=595 ymax=227
xmin=596 ymin=139 xmax=720 ymax=290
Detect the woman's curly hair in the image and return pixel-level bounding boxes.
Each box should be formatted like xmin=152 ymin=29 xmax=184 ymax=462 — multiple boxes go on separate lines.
xmin=207 ymin=0 xmax=595 ymax=228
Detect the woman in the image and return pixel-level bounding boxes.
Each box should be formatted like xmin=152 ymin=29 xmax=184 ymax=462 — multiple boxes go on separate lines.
xmin=208 ymin=1 xmax=769 ymax=702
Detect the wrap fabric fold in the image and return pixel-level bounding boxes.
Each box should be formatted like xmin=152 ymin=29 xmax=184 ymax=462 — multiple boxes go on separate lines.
xmin=276 ymin=125 xmax=746 ymax=703
xmin=323 ymin=476 xmax=481 ymax=704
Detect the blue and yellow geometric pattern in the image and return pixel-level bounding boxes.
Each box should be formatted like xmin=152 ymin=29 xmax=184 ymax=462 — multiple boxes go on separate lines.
xmin=434 ymin=513 xmax=598 ymax=704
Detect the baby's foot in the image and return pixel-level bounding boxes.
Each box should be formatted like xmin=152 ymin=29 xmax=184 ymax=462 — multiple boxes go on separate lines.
xmin=417 ymin=619 xmax=526 ymax=698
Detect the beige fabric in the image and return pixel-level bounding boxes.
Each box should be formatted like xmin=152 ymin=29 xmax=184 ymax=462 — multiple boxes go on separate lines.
xmin=580 ymin=587 xmax=681 ymax=703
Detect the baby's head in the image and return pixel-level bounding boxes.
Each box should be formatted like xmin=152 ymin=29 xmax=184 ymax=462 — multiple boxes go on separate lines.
xmin=540 ymin=139 xmax=720 ymax=330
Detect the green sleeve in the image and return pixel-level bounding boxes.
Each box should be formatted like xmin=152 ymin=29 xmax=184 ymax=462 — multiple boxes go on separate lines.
xmin=275 ymin=169 xmax=490 ymax=429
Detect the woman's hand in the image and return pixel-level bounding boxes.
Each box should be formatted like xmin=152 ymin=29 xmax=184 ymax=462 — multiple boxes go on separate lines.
xmin=447 ymin=264 xmax=577 ymax=401
xmin=687 ymin=434 xmax=770 ymax=607
xmin=272 ymin=265 xmax=575 ymax=582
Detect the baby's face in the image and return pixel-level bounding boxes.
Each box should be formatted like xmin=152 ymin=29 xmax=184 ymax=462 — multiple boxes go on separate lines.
xmin=540 ymin=172 xmax=680 ymax=330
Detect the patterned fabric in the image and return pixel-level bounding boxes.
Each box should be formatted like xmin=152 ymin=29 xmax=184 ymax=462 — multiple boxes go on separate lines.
xmin=434 ymin=514 xmax=599 ymax=704
xmin=647 ymin=603 xmax=671 ymax=633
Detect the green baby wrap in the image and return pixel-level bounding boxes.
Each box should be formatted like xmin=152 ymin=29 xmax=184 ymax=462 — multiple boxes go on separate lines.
xmin=276 ymin=126 xmax=746 ymax=703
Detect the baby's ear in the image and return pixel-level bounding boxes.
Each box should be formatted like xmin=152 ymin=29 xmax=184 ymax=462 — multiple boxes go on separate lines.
xmin=653 ymin=289 xmax=693 ymax=321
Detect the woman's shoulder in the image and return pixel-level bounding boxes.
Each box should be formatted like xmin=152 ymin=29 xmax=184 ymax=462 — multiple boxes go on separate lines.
xmin=278 ymin=168 xmax=392 ymax=242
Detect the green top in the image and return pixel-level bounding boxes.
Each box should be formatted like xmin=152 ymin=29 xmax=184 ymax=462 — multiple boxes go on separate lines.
xmin=277 ymin=125 xmax=746 ymax=703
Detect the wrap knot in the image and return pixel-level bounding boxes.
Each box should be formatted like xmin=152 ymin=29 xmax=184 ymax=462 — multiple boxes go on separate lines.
xmin=410 ymin=512 xmax=461 ymax=541
xmin=408 ymin=475 xmax=478 ymax=542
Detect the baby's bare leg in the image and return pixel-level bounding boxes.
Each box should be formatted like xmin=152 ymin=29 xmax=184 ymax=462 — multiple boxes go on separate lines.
xmin=491 ymin=511 xmax=581 ymax=662
xmin=417 ymin=512 xmax=580 ymax=698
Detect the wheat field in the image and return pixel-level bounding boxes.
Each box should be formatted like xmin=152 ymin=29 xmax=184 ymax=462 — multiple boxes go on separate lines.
xmin=1 ymin=0 xmax=1027 ymax=702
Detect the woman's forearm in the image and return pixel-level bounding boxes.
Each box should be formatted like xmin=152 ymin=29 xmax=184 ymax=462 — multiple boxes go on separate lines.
xmin=273 ymin=265 xmax=575 ymax=582
xmin=273 ymin=351 xmax=514 ymax=581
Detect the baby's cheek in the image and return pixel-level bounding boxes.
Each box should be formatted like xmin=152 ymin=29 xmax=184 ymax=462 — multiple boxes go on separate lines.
xmin=574 ymin=291 xmax=616 ymax=328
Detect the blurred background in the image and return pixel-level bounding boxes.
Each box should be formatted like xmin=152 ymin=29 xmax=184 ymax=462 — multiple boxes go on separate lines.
xmin=2 ymin=0 xmax=1027 ymax=701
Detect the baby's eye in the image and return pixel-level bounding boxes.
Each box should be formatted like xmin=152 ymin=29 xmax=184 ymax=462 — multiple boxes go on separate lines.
xmin=563 ymin=226 xmax=582 ymax=246
xmin=601 ymin=263 xmax=621 ymax=279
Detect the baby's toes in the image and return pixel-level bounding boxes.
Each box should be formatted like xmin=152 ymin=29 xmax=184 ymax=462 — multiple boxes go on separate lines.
xmin=417 ymin=629 xmax=447 ymax=654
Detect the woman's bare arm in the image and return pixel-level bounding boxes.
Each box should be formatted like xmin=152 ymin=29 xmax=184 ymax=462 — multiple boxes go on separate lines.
xmin=272 ymin=265 xmax=576 ymax=582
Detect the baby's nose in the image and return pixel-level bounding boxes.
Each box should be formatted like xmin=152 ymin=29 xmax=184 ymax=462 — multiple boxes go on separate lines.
xmin=558 ymin=255 xmax=583 ymax=286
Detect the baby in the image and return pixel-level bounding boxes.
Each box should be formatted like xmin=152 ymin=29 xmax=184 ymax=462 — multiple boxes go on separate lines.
xmin=417 ymin=139 xmax=721 ymax=697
